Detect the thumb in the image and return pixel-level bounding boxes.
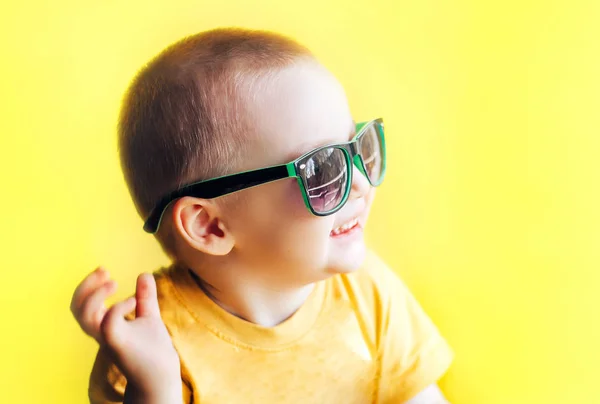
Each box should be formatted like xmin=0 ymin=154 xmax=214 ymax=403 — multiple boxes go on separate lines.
xmin=135 ymin=273 xmax=161 ymax=318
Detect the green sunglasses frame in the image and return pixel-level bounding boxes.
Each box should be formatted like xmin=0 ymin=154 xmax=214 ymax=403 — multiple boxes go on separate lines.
xmin=143 ymin=118 xmax=386 ymax=234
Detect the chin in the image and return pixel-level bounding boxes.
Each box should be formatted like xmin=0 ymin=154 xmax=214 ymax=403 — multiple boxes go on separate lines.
xmin=324 ymin=215 xmax=369 ymax=274
xmin=326 ymin=239 xmax=367 ymax=275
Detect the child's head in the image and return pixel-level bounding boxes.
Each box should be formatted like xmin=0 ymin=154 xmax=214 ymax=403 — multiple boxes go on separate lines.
xmin=119 ymin=28 xmax=383 ymax=285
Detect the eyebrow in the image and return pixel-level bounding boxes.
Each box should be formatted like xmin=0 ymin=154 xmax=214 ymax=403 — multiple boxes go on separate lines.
xmin=290 ymin=120 xmax=356 ymax=160
xmin=349 ymin=120 xmax=356 ymax=138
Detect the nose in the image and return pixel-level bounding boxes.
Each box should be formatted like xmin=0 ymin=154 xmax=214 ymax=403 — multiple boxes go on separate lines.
xmin=349 ymin=165 xmax=371 ymax=200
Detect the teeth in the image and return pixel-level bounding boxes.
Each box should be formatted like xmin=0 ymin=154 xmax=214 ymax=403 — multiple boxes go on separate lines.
xmin=331 ymin=218 xmax=359 ymax=236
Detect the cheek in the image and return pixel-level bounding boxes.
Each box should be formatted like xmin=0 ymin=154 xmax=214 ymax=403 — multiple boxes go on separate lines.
xmin=284 ymin=178 xmax=311 ymax=216
xmin=234 ymin=180 xmax=334 ymax=258
xmin=271 ymin=180 xmax=333 ymax=244
xmin=362 ymin=188 xmax=376 ymax=220
xmin=367 ymin=187 xmax=376 ymax=208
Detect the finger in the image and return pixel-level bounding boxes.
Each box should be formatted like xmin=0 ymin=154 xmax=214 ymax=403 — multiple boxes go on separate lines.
xmin=79 ymin=280 xmax=117 ymax=341
xmin=70 ymin=267 xmax=110 ymax=315
xmin=135 ymin=273 xmax=161 ymax=318
xmin=101 ymin=296 xmax=137 ymax=348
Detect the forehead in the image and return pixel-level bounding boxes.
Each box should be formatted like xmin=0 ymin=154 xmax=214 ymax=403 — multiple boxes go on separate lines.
xmin=243 ymin=61 xmax=353 ymax=167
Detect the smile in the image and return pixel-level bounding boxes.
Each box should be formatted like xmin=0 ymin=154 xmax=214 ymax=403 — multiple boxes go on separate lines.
xmin=330 ymin=217 xmax=360 ymax=237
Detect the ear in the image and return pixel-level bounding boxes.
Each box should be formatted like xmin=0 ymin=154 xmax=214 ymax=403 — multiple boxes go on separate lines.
xmin=171 ymin=196 xmax=235 ymax=256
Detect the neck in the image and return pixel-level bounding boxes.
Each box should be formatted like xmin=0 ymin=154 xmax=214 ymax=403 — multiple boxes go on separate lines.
xmin=187 ymin=259 xmax=315 ymax=328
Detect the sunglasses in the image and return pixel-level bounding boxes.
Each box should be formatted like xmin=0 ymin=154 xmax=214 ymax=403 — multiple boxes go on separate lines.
xmin=144 ymin=118 xmax=386 ymax=234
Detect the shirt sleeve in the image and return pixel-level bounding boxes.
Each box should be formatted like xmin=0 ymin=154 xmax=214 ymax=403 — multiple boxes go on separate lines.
xmin=88 ymin=347 xmax=193 ymax=404
xmin=370 ymin=254 xmax=454 ymax=403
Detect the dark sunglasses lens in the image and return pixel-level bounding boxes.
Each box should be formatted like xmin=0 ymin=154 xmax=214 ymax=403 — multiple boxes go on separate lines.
xmin=359 ymin=122 xmax=384 ymax=184
xmin=302 ymin=147 xmax=348 ymax=213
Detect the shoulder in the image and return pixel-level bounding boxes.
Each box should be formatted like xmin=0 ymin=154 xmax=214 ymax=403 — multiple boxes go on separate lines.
xmin=88 ymin=265 xmax=194 ymax=404
xmin=333 ymin=252 xmax=453 ymax=402
xmin=88 ymin=347 xmax=126 ymax=403
xmin=329 ymin=249 xmax=449 ymax=350
xmin=119 ymin=265 xmax=186 ymax=326
xmin=327 ymin=250 xmax=411 ymax=343
xmin=152 ymin=264 xmax=198 ymax=336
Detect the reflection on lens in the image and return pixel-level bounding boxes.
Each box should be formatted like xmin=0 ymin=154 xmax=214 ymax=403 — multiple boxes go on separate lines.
xmin=302 ymin=147 xmax=348 ymax=213
xmin=359 ymin=122 xmax=383 ymax=184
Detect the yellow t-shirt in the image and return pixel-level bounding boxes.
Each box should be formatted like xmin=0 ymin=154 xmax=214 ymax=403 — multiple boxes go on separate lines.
xmin=89 ymin=251 xmax=453 ymax=403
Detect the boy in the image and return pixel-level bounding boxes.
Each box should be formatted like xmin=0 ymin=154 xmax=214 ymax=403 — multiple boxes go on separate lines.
xmin=70 ymin=28 xmax=453 ymax=403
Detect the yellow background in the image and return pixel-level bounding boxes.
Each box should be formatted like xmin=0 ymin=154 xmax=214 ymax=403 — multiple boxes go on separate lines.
xmin=1 ymin=0 xmax=598 ymax=403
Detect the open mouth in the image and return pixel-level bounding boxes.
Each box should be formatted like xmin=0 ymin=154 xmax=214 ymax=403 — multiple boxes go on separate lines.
xmin=330 ymin=217 xmax=360 ymax=237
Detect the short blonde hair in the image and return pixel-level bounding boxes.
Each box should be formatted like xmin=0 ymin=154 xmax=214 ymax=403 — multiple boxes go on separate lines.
xmin=118 ymin=28 xmax=312 ymax=255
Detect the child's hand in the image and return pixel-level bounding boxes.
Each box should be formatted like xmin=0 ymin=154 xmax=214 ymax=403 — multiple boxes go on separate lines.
xmin=70 ymin=268 xmax=181 ymax=402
